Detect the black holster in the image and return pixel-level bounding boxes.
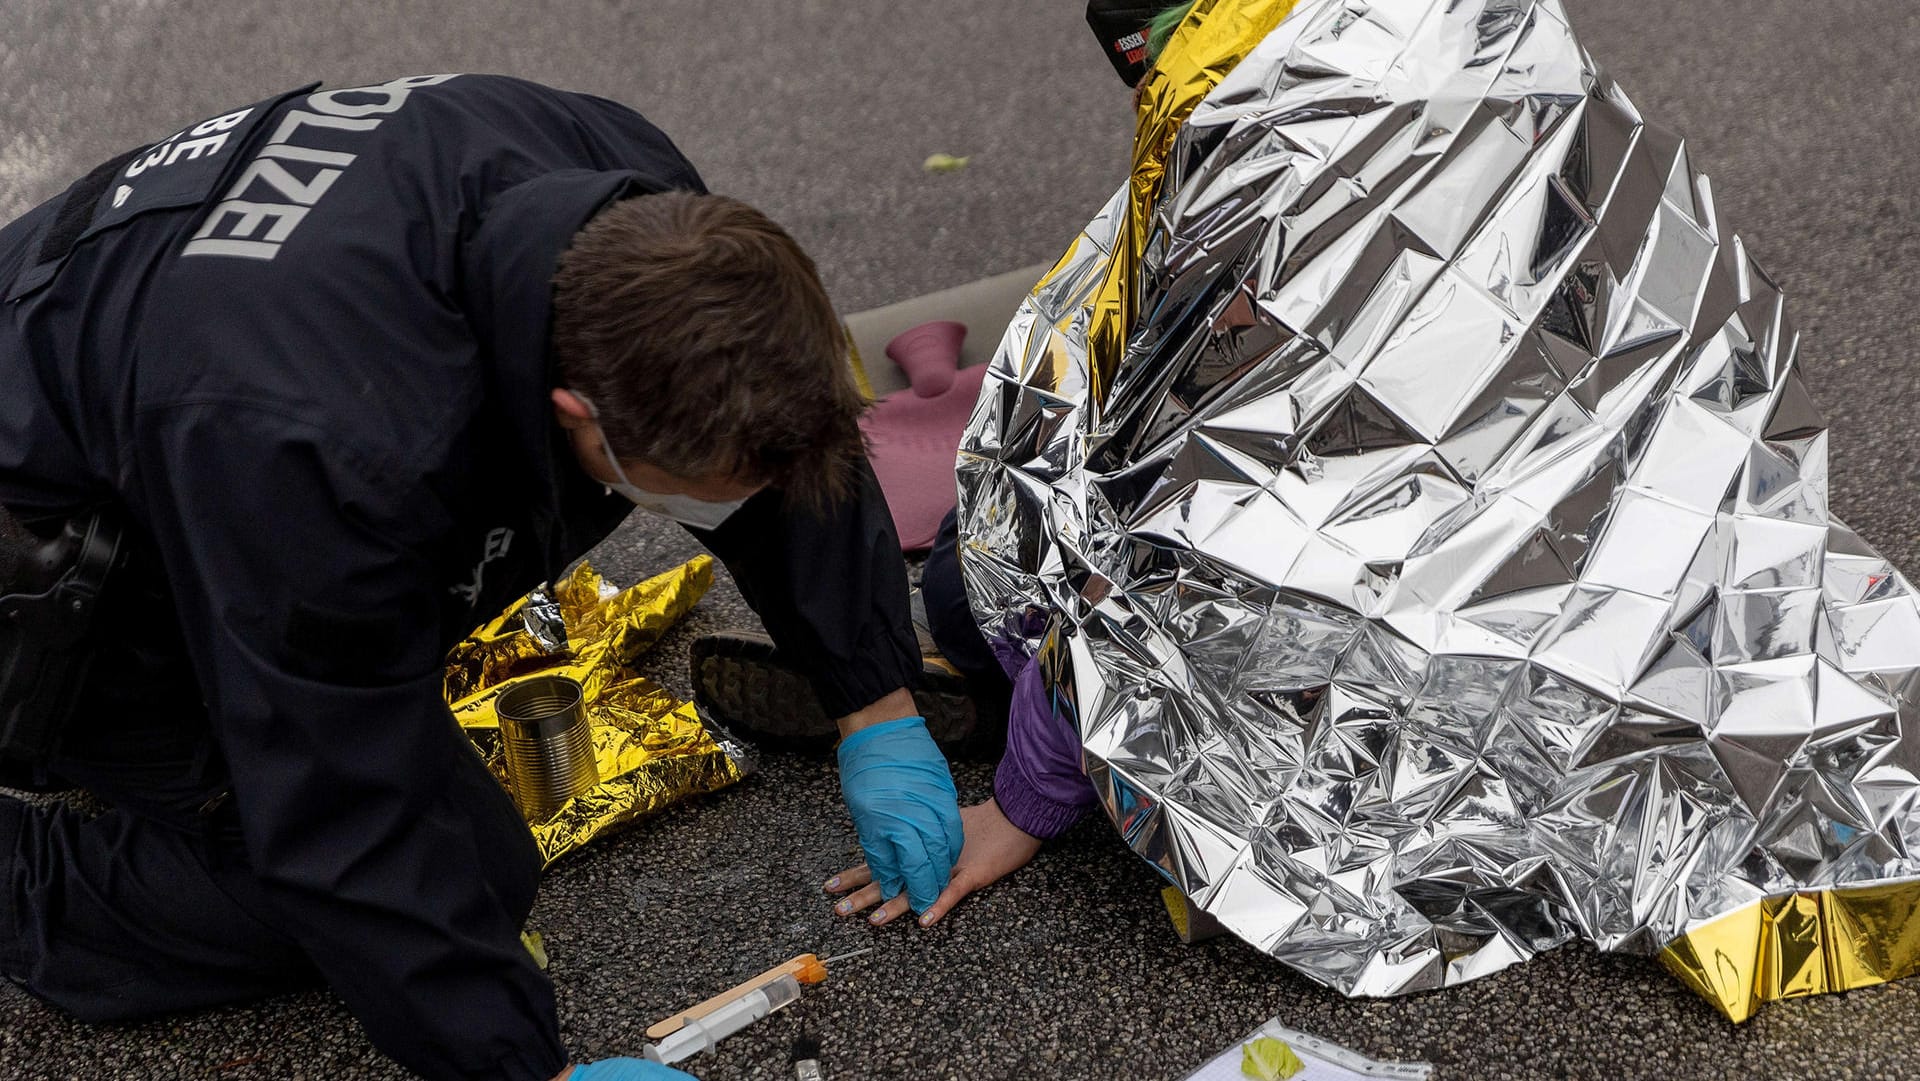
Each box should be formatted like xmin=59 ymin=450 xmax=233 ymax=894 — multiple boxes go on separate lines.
xmin=0 ymin=507 xmax=125 ymax=764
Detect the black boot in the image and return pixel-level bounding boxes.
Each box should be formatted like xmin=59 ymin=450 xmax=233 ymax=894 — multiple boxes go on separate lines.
xmin=689 ymin=590 xmax=999 ymax=754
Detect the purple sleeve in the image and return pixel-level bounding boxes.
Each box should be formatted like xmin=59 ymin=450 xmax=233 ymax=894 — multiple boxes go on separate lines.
xmin=993 ymin=653 xmax=1101 ymax=839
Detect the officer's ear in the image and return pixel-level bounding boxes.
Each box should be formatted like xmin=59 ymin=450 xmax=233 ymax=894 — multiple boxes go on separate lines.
xmin=550 ymin=389 xmax=596 ymax=432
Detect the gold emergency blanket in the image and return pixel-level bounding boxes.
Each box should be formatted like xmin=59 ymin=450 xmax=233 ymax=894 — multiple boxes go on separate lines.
xmin=445 ymin=557 xmax=744 ymax=867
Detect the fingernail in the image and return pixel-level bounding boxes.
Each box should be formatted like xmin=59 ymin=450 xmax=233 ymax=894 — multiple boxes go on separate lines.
xmin=826 ymin=877 xmax=841 ymax=890
xmin=918 ymin=914 xmax=934 ymax=927
xmin=869 ymin=911 xmax=888 ymax=925
xmin=836 ymin=900 xmax=852 ymax=914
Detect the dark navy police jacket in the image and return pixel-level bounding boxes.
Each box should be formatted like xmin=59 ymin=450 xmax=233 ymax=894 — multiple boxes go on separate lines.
xmin=0 ymin=74 xmax=785 ymax=1080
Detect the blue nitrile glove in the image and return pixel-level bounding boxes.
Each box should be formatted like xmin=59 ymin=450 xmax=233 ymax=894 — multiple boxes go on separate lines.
xmin=572 ymin=1059 xmax=697 ymax=1080
xmin=836 ymin=716 xmax=966 ymax=912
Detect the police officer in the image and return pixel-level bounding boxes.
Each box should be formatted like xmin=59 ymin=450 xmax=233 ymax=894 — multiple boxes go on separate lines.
xmin=0 ymin=74 xmax=964 ymax=1080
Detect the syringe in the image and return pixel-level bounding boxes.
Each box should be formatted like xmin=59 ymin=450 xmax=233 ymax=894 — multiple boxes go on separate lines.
xmin=641 ymin=950 xmax=870 ymax=1066
xmin=644 ymin=972 xmax=803 ymax=1065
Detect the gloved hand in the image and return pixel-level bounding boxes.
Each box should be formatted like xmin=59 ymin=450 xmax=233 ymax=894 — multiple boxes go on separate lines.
xmin=836 ymin=716 xmax=965 ymax=911
xmin=570 ymin=1059 xmax=698 ymax=1080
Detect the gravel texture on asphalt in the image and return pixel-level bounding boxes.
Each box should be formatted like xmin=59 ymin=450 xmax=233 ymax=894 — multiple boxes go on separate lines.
xmin=2 ymin=0 xmax=1918 ymax=1077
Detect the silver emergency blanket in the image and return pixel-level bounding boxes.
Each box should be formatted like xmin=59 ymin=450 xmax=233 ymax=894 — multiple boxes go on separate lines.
xmin=957 ymin=0 xmax=1920 ymax=1002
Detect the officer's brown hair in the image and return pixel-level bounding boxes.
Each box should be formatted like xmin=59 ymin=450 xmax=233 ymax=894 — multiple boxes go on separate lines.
xmin=551 ymin=191 xmax=864 ymax=508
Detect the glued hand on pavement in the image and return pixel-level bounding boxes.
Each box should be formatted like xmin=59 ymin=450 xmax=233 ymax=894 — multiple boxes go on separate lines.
xmin=827 ymin=798 xmax=1042 ymax=927
xmin=835 ymin=716 xmax=964 ymax=912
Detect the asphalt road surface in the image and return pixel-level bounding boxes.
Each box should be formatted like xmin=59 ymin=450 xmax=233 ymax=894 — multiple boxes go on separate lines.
xmin=3 ymin=1 xmax=1919 ymax=1078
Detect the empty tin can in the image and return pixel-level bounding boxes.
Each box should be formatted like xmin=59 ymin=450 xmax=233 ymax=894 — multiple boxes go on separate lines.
xmin=496 ymin=675 xmax=600 ymax=821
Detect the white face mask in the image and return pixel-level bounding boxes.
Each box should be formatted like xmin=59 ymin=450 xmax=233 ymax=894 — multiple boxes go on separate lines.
xmin=575 ymin=397 xmax=750 ymax=531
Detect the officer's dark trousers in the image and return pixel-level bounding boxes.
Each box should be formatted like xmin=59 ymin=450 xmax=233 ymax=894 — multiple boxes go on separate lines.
xmin=0 ymin=536 xmax=542 ymax=1022
xmin=0 ymin=797 xmax=317 ymax=1020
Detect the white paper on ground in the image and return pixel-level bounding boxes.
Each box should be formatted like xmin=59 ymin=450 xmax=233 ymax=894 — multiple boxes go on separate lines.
xmin=1180 ymin=1019 xmax=1433 ymax=1081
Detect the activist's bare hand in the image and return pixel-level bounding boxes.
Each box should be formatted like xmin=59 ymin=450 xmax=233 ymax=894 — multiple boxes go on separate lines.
xmin=824 ymin=798 xmax=1042 ymax=927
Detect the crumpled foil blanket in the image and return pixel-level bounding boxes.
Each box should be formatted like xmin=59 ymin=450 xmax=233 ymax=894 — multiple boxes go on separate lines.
xmin=957 ymin=0 xmax=1920 ymax=1018
xmin=447 ymin=557 xmax=746 ymax=868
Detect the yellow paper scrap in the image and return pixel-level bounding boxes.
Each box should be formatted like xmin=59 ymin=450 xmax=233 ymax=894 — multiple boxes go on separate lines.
xmin=1241 ymin=1036 xmax=1304 ymax=1081
xmin=922 ymin=153 xmax=971 ymax=173
xmin=521 ymin=930 xmax=549 ymax=970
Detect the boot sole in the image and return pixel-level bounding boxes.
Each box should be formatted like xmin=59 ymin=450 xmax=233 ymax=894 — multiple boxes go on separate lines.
xmin=690 ymin=632 xmax=981 ymax=751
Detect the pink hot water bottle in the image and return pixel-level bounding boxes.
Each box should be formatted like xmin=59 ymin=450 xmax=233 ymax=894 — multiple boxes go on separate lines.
xmin=859 ymin=321 xmax=986 ymax=551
